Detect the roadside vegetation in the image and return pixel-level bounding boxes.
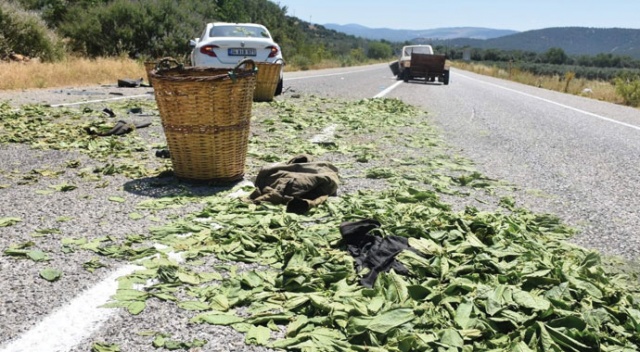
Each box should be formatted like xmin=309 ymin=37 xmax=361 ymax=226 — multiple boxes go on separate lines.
xmin=0 ymin=56 xmax=145 ymax=90
xmin=441 ymin=46 xmax=640 ymax=107
xmin=1 ymin=0 xmax=392 ymax=70
xmin=2 ymin=0 xmax=640 ymax=108
xmin=450 ymin=61 xmax=622 ymax=104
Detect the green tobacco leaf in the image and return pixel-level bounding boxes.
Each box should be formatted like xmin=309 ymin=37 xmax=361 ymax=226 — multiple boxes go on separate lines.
xmin=4 ymin=248 xmax=49 ymax=262
xmin=455 ymin=300 xmax=475 ymax=329
xmin=108 ymin=196 xmax=126 ymax=203
xmin=127 ymin=301 xmax=146 ymax=315
xmin=128 ymin=212 xmax=144 ymax=220
xmin=0 ymin=217 xmax=21 ymax=227
xmin=245 ymin=325 xmax=271 ymax=346
xmin=40 ymin=268 xmax=62 ymax=282
xmin=408 ymin=237 xmax=443 ymax=256
xmin=286 ymin=316 xmax=309 ymax=338
xmin=208 ymin=294 xmax=230 ymax=311
xmin=365 ymin=308 xmax=415 ymax=334
xmin=27 ymin=250 xmax=49 ymax=262
xmin=510 ymin=341 xmax=535 ymax=352
xmin=113 ymin=289 xmax=148 ymax=301
xmin=513 ymin=290 xmax=550 ymax=311
xmin=177 ymin=272 xmax=201 ymax=285
xmin=440 ymin=329 xmax=464 ymax=348
xmin=177 ymin=301 xmax=210 ymax=311
xmin=545 ymin=324 xmax=595 ymax=351
xmin=91 ymin=342 xmax=120 ymax=352
xmin=152 ymin=335 xmax=166 ymax=348
xmin=31 ymin=228 xmax=61 ymax=237
xmin=151 ymin=293 xmax=176 ymax=302
xmin=191 ymin=313 xmax=244 ymax=325
xmin=50 ymin=183 xmax=77 ymax=192
xmin=83 ymin=258 xmax=108 ymax=273
xmin=486 ymin=285 xmax=512 ymax=316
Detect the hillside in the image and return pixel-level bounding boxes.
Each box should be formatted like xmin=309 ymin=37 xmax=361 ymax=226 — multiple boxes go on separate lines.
xmin=323 ymin=23 xmax=518 ymax=41
xmin=323 ymin=23 xmax=640 ymax=59
xmin=428 ymin=27 xmax=640 ymax=59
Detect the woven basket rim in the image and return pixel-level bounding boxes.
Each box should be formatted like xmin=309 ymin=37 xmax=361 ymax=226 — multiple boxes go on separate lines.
xmin=151 ymin=57 xmax=257 ymax=81
xmin=150 ymin=68 xmax=257 ymax=82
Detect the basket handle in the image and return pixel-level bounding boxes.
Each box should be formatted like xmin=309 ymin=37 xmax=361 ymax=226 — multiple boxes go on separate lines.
xmin=228 ymin=59 xmax=257 ymax=82
xmin=155 ymin=57 xmax=183 ymax=72
xmin=234 ymin=59 xmax=256 ymax=73
xmin=274 ymin=58 xmax=286 ymax=65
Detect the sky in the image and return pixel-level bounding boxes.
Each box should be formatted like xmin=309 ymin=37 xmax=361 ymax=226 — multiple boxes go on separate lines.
xmin=272 ymin=0 xmax=640 ymax=32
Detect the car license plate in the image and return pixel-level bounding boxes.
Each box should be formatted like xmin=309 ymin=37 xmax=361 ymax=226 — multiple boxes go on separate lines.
xmin=228 ymin=48 xmax=256 ymax=56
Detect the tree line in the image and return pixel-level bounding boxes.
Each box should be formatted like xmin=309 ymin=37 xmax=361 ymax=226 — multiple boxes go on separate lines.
xmin=0 ymin=0 xmax=393 ymax=66
xmin=434 ymin=45 xmax=640 ymax=81
xmin=2 ymin=0 xmax=639 ymax=85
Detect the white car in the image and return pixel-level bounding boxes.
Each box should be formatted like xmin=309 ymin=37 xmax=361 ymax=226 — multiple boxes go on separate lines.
xmin=189 ymin=22 xmax=284 ymax=95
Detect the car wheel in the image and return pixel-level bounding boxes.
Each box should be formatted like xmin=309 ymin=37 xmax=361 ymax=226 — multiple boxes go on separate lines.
xmin=274 ymin=78 xmax=283 ymax=96
xmin=402 ymin=70 xmax=409 ymax=82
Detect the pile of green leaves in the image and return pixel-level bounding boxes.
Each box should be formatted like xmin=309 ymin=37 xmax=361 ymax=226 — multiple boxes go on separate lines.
xmin=0 ymin=101 xmax=167 ymax=179
xmin=250 ymin=97 xmax=492 ymax=196
xmin=7 ymin=95 xmax=635 ymax=350
xmin=100 ymin=184 xmax=640 ymax=351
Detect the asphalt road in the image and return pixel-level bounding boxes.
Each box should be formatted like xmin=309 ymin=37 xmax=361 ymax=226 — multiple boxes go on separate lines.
xmin=2 ymin=62 xmax=640 ymax=351
xmin=286 ymin=64 xmax=640 ymax=260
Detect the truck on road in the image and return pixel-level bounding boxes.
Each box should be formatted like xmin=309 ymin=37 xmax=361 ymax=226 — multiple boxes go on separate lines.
xmin=389 ymin=44 xmax=450 ymax=85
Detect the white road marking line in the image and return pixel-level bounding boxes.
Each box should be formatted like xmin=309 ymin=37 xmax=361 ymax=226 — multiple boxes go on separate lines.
xmin=1 ymin=181 xmax=253 ymax=352
xmin=374 ymin=81 xmax=403 ymax=98
xmin=0 ymin=265 xmax=142 ymax=352
xmin=50 ymin=94 xmax=153 ymax=108
xmin=307 ymin=77 xmax=401 ymax=144
xmin=455 ymin=71 xmax=640 ymax=132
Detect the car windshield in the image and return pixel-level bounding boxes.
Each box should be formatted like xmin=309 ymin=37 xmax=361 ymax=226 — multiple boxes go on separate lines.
xmin=210 ymin=25 xmax=270 ymax=38
xmin=404 ymin=47 xmax=430 ymax=56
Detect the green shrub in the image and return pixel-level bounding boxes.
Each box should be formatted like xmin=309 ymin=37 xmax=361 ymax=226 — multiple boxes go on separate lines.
xmin=59 ymin=0 xmax=206 ymax=59
xmin=288 ymin=54 xmax=312 ymax=70
xmin=0 ymin=1 xmax=64 ymax=61
xmin=615 ymin=73 xmax=640 ymax=107
xmin=367 ymin=42 xmax=393 ymax=60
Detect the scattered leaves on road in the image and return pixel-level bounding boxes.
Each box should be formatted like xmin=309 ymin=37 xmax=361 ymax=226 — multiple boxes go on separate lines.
xmin=4 ymin=95 xmax=640 ymax=350
xmin=39 ymin=268 xmax=62 ymax=282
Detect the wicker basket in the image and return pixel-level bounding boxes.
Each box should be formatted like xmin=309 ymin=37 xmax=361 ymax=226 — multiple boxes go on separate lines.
xmin=150 ymin=59 xmax=257 ymax=183
xmin=143 ymin=61 xmax=156 ymax=86
xmin=253 ymin=60 xmax=283 ymax=102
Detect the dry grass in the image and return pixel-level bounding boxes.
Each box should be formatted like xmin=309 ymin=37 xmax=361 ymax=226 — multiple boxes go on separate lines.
xmin=0 ymin=56 xmax=146 ymax=90
xmin=0 ymin=57 xmax=625 ymax=107
xmin=452 ymin=61 xmax=623 ymax=105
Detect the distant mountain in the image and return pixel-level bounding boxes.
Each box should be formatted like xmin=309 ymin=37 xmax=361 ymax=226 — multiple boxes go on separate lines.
xmin=424 ymin=27 xmax=640 ymax=58
xmin=422 ymin=27 xmax=640 ymax=59
xmin=324 ymin=24 xmax=640 ymax=59
xmin=323 ymin=23 xmax=518 ymax=41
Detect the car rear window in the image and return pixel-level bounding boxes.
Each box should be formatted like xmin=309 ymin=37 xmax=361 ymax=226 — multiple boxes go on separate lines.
xmin=404 ymin=47 xmax=431 ymax=56
xmin=210 ymin=25 xmax=270 ymax=38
